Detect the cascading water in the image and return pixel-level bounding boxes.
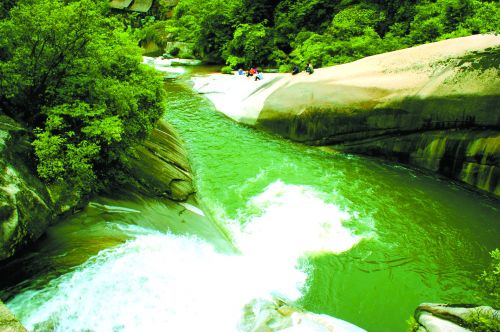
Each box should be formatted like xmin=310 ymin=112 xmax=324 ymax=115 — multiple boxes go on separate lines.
xmin=1 ymin=68 xmax=499 ymax=332
xmin=6 ymin=182 xmax=366 ymax=332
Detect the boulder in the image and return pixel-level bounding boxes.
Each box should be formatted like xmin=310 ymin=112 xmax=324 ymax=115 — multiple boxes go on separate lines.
xmin=0 ymin=116 xmax=54 ymax=261
xmin=126 ymin=119 xmax=195 ymax=201
xmin=239 ymin=298 xmax=367 ymax=332
xmin=193 ymin=34 xmax=500 ymax=196
xmin=413 ymin=303 xmax=500 ymax=332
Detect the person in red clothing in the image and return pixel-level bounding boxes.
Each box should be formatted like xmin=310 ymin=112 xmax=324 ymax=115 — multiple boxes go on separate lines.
xmin=246 ymin=67 xmax=256 ymax=77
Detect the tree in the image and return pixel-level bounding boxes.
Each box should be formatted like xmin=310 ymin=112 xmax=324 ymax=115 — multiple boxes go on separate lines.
xmin=223 ymin=23 xmax=274 ymax=67
xmin=479 ymin=249 xmax=500 ymax=308
xmin=197 ymin=13 xmax=234 ymax=63
xmin=0 ymin=0 xmax=166 ymax=193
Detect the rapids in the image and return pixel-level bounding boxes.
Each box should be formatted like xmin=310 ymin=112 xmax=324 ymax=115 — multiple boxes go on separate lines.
xmin=0 ymin=68 xmax=499 ymax=331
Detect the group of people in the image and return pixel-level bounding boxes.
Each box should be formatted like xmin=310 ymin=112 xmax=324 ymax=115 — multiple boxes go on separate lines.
xmin=238 ymin=67 xmax=264 ymax=81
xmin=235 ymin=62 xmax=314 ymax=81
xmin=292 ymin=63 xmax=314 ymax=75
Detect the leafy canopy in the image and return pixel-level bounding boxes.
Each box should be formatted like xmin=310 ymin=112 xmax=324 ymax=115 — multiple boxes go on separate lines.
xmin=161 ymin=0 xmax=499 ymax=69
xmin=0 ymin=0 xmax=166 ymax=194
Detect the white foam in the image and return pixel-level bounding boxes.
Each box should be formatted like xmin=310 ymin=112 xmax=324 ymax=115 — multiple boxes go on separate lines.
xmin=8 ymin=233 xmax=306 ymax=332
xmin=179 ymin=202 xmax=205 ymax=216
xmin=231 ymin=180 xmax=363 ymax=257
xmin=8 ymin=181 xmax=367 ymax=331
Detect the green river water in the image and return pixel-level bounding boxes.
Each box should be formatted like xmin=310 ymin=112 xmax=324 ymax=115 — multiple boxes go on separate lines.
xmin=1 ymin=69 xmax=499 ymax=331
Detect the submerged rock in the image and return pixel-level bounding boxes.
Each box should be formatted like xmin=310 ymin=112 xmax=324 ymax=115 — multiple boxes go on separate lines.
xmin=193 ymin=34 xmax=500 ymax=196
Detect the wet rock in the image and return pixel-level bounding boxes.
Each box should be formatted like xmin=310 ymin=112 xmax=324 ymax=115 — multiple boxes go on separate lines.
xmin=413 ymin=303 xmax=500 ymax=332
xmin=126 ymin=120 xmax=195 ymax=201
xmin=0 ymin=297 xmax=27 ymax=332
xmin=0 ymin=116 xmax=54 ymax=261
xmin=337 ymin=130 xmax=500 ymax=195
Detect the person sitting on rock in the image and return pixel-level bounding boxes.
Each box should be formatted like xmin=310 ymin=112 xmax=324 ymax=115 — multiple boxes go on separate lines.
xmin=292 ymin=65 xmax=300 ymax=75
xmin=305 ymin=63 xmax=314 ymax=75
xmin=246 ymin=67 xmax=256 ymax=77
xmin=254 ymin=72 xmax=264 ymax=81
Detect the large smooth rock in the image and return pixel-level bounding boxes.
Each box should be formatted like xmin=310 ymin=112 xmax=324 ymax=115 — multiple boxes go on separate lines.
xmin=256 ymin=35 xmax=499 ymax=145
xmin=193 ymin=34 xmax=500 ymax=196
xmin=0 ymin=116 xmax=54 ymax=261
xmin=0 ymin=115 xmax=195 ymax=262
xmin=126 ymin=119 xmax=195 ymax=201
xmin=239 ymin=298 xmax=367 ymax=332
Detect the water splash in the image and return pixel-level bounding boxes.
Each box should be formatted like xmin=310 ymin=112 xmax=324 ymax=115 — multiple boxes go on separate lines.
xmin=230 ymin=180 xmax=365 ymax=257
xmin=7 ymin=181 xmax=369 ymax=331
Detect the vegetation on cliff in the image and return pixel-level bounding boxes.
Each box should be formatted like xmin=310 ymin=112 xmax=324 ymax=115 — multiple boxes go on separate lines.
xmin=158 ymin=0 xmax=498 ymax=68
xmin=0 ymin=0 xmax=166 ymax=194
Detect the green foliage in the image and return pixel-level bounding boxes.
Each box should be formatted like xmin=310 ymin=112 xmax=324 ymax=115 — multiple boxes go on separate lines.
xmin=146 ymin=0 xmax=497 ymax=68
xmin=327 ymin=5 xmax=384 ymax=38
xmin=221 ymin=66 xmax=234 ymax=74
xmin=290 ymin=33 xmax=337 ymax=67
xmin=223 ymin=23 xmax=274 ymax=67
xmin=0 ymin=0 xmax=17 ymax=19
xmin=466 ymin=307 xmax=500 ymax=332
xmin=164 ymin=0 xmax=241 ymax=60
xmin=0 ymin=0 xmax=165 ymax=194
xmin=135 ymin=18 xmax=170 ymax=48
xmin=479 ymin=248 xmax=500 ymax=308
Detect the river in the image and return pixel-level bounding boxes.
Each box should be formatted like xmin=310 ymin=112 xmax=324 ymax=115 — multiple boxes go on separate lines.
xmin=1 ymin=69 xmax=499 ymax=331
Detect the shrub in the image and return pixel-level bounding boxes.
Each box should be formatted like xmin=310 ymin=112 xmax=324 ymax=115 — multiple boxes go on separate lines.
xmin=221 ymin=66 xmax=234 ymax=74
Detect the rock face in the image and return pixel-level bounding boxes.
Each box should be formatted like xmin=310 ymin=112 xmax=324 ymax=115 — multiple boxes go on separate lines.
xmin=0 ymin=300 xmax=26 ymax=332
xmin=413 ymin=303 xmax=500 ymax=332
xmin=0 ymin=116 xmax=195 ymax=261
xmin=125 ymin=119 xmax=195 ymax=202
xmin=0 ymin=116 xmax=54 ymax=261
xmin=194 ymin=34 xmax=500 ymax=196
xmin=338 ymin=130 xmax=500 ymax=195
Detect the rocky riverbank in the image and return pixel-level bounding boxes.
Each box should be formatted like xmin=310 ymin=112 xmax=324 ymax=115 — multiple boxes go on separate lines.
xmin=0 ymin=116 xmax=195 ymax=262
xmin=193 ymin=34 xmax=500 ymax=196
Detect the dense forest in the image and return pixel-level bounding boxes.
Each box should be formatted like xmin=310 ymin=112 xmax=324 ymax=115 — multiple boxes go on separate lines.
xmin=0 ymin=0 xmax=166 ymax=194
xmin=0 ymin=0 xmax=498 ymax=194
xmin=142 ymin=0 xmax=499 ymax=70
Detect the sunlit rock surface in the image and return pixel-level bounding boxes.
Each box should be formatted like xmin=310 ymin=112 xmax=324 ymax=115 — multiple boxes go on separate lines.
xmin=240 ymin=298 xmax=367 ymax=332
xmin=193 ymin=34 xmax=500 ymax=196
xmin=0 ymin=300 xmax=26 ymax=332
xmin=414 ymin=303 xmax=500 ymax=332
